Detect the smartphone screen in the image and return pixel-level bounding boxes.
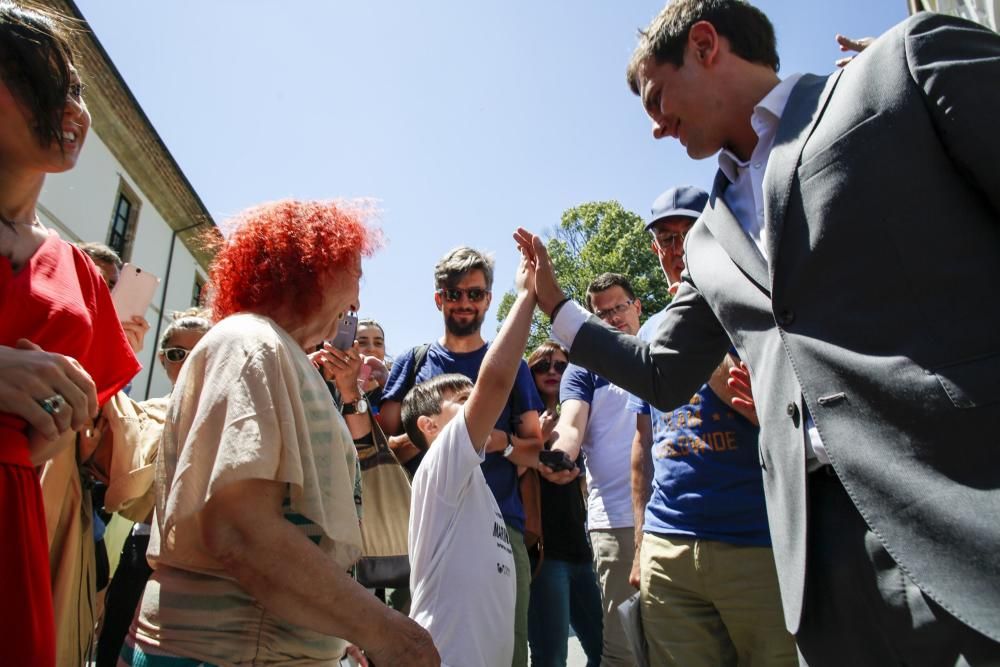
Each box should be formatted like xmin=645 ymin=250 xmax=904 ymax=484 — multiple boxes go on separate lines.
xmin=330 ymin=312 xmax=359 ymax=350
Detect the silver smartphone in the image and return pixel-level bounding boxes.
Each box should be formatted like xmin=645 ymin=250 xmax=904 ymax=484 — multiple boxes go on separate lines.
xmin=330 ymin=312 xmax=359 ymax=350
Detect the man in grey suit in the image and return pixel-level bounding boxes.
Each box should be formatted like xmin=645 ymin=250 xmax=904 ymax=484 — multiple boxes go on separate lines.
xmin=515 ymin=1 xmax=1000 ymax=664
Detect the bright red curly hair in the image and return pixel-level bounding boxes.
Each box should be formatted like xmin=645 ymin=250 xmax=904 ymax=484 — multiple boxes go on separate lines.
xmin=207 ymin=199 xmax=381 ymax=323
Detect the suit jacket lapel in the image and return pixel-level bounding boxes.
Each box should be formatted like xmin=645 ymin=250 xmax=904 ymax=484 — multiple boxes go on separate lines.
xmin=764 ymin=72 xmax=843 ymax=265
xmin=703 ymin=170 xmax=772 ymax=294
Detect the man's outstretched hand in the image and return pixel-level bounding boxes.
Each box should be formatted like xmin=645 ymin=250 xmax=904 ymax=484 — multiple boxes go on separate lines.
xmin=513 ymin=228 xmax=567 ymax=316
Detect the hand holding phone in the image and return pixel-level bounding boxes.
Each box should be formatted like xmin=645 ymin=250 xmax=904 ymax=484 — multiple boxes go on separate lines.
xmin=538 ymin=449 xmax=576 ymax=473
xmin=330 ymin=312 xmax=359 ymax=350
xmin=111 ymin=263 xmax=159 ymax=321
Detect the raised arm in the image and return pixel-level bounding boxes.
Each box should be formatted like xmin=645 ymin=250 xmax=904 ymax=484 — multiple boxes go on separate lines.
xmin=464 ymin=255 xmax=536 ymax=447
xmin=514 ymin=227 xmax=727 ymax=412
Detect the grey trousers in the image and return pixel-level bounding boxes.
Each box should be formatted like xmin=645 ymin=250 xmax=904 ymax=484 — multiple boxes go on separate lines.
xmin=796 ymin=469 xmax=1000 ymax=667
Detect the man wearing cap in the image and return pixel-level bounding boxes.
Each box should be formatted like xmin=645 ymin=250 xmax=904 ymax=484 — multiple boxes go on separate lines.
xmin=627 ymin=186 xmax=795 ymax=666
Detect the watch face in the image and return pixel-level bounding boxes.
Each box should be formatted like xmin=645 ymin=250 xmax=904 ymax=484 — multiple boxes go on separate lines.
xmin=357 ymin=398 xmax=369 ymax=414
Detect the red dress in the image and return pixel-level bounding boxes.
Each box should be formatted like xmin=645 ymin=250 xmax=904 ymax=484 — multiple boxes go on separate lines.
xmin=0 ymin=232 xmax=140 ymax=667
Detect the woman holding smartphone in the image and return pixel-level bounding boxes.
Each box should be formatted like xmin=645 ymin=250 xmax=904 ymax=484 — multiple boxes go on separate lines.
xmin=122 ymin=200 xmax=439 ymax=666
xmin=527 ymin=341 xmax=603 ymax=667
xmin=0 ymin=4 xmax=140 ymax=664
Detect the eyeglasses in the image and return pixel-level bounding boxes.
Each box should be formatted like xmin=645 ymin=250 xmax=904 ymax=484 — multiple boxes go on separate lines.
xmin=594 ymin=299 xmax=635 ymax=322
xmin=438 ymin=287 xmax=490 ymax=303
xmin=162 ymin=347 xmax=190 ymax=363
xmin=654 ymin=229 xmax=690 ymax=252
xmin=532 ymin=360 xmax=568 ymax=375
xmin=594 ymin=300 xmax=634 ymax=321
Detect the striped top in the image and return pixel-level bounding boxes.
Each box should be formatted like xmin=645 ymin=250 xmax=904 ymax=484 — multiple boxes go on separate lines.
xmin=133 ymin=314 xmax=362 ymax=665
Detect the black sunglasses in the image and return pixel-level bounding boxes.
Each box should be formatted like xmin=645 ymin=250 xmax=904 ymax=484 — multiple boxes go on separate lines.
xmin=438 ymin=287 xmax=490 ymax=303
xmin=162 ymin=347 xmax=189 ymax=363
xmin=532 ymin=360 xmax=567 ymax=374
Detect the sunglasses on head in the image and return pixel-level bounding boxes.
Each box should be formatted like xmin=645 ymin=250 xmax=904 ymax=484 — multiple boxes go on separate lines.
xmin=532 ymin=359 xmax=567 ymax=374
xmin=438 ymin=287 xmax=490 ymax=303
xmin=162 ymin=347 xmax=189 ymax=363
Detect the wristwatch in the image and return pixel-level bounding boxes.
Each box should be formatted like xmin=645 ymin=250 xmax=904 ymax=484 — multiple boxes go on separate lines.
xmin=341 ymin=397 xmax=369 ymax=415
xmin=502 ymin=432 xmax=515 ymax=458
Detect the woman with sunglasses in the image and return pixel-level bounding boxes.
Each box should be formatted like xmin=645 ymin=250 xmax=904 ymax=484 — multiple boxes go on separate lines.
xmin=121 ymin=200 xmax=438 ymax=667
xmin=527 ymin=342 xmax=603 ymax=667
xmin=93 ymin=308 xmax=212 ymax=667
xmin=0 ymin=4 xmax=140 ymax=664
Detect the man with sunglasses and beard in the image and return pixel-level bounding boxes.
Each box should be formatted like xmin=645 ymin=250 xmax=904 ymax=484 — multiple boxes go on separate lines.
xmin=541 ymin=272 xmax=644 ymax=667
xmin=381 ymin=246 xmax=573 ymax=667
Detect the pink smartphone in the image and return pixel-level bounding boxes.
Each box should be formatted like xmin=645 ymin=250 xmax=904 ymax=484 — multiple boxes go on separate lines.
xmin=111 ymin=263 xmax=159 ymax=320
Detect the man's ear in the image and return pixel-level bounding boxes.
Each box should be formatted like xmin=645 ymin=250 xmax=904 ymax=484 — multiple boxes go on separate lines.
xmin=687 ymin=20 xmax=720 ymax=66
xmin=650 ymin=240 xmax=661 ymax=257
xmin=634 ymin=298 xmax=642 ymax=317
xmin=434 ymin=291 xmax=444 ymax=311
xmin=417 ymin=414 xmax=439 ymax=440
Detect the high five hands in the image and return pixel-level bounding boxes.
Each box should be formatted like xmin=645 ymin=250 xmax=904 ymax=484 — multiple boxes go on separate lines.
xmin=513 ymin=228 xmax=566 ymax=316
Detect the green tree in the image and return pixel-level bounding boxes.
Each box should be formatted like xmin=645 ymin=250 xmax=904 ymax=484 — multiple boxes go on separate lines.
xmin=497 ymin=200 xmax=672 ymax=353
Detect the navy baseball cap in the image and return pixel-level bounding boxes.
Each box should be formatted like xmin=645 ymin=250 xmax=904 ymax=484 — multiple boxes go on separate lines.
xmin=645 ymin=185 xmax=709 ymax=230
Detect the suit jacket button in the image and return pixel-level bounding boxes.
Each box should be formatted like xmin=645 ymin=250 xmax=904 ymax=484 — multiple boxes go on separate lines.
xmin=778 ymin=309 xmax=795 ymax=326
xmin=786 ymin=402 xmax=798 ymax=418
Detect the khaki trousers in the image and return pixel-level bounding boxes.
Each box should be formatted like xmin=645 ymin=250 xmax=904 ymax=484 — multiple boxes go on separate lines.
xmin=639 ymin=532 xmax=796 ymax=667
xmin=589 ymin=527 xmax=637 ymax=667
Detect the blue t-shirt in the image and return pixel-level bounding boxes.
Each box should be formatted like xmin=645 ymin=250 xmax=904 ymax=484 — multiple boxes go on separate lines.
xmin=628 ymin=310 xmax=771 ymax=546
xmin=383 ymin=342 xmax=543 ymax=531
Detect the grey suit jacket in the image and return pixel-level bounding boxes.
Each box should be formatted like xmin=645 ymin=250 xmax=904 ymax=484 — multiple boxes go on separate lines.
xmin=567 ymin=13 xmax=1000 ymax=640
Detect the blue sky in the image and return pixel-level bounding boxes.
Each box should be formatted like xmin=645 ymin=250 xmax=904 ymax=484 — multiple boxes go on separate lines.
xmin=75 ymin=0 xmax=906 ymax=359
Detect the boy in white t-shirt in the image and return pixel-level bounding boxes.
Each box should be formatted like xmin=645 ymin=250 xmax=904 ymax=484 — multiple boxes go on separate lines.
xmin=402 ymin=255 xmax=537 ymax=667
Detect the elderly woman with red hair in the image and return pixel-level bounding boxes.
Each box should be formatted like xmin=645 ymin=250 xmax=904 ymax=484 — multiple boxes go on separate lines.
xmin=122 ymin=200 xmax=439 ymax=666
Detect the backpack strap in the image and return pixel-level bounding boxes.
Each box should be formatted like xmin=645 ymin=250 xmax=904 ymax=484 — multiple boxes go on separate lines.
xmin=402 ymin=343 xmax=431 ymax=396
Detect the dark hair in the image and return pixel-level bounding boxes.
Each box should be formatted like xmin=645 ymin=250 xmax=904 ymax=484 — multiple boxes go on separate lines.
xmin=527 ymin=340 xmax=568 ymax=370
xmin=357 ymin=318 xmax=385 ymax=338
xmin=0 ymin=1 xmax=77 ymax=149
xmin=585 ymin=273 xmax=636 ymax=312
xmin=76 ymin=241 xmax=122 ymax=270
xmin=434 ymin=246 xmax=495 ymax=290
xmin=626 ymin=0 xmax=778 ymax=95
xmin=400 ymin=373 xmax=474 ymax=451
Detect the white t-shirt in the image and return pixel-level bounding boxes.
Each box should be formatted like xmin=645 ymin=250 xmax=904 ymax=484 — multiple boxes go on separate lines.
xmin=559 ymin=363 xmax=636 ymax=530
xmin=408 ymin=410 xmax=516 ymax=667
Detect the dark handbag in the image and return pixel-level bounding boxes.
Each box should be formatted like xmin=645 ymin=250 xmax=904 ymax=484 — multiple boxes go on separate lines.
xmin=354 ymin=414 xmax=412 ymax=589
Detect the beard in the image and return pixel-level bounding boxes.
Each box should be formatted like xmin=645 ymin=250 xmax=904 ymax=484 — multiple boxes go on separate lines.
xmin=445 ymin=310 xmax=484 ymax=337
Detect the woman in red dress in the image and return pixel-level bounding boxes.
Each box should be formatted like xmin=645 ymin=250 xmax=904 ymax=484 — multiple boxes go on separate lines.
xmin=0 ymin=4 xmax=139 ymax=665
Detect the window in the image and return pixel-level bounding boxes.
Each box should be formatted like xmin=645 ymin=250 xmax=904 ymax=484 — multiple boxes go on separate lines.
xmin=106 ymin=181 xmax=141 ymax=261
xmin=191 ymin=275 xmax=205 ymax=307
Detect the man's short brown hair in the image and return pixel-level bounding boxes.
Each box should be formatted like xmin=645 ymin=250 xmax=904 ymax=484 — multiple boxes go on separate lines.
xmin=585 ymin=273 xmax=636 ymax=313
xmin=434 ymin=246 xmax=495 ymax=291
xmin=626 ymin=0 xmax=779 ymax=95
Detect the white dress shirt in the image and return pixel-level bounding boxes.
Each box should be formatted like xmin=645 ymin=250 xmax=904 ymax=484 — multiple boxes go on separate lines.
xmin=716 ymin=75 xmax=831 ymax=467
xmin=554 ymin=73 xmax=830 ymax=467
